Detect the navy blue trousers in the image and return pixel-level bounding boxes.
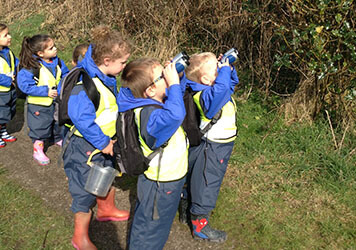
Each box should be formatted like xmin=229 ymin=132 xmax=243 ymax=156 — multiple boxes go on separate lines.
xmin=63 ymin=134 xmax=115 ymax=213
xmin=188 ymin=139 xmax=234 ymax=215
xmin=27 ymin=103 xmax=62 ymax=142
xmin=129 ymin=174 xmax=186 ymax=250
xmin=0 ymin=89 xmax=16 ymax=124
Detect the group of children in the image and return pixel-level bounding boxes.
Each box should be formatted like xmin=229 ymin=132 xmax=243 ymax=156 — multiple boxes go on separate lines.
xmin=0 ymin=23 xmax=239 ymax=250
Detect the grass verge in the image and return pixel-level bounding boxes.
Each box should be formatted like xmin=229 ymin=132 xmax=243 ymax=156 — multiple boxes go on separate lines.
xmin=210 ymin=94 xmax=356 ymax=249
xmin=0 ymin=168 xmax=73 ymax=250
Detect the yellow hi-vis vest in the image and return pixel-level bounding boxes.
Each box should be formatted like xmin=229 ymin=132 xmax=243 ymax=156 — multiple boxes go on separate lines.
xmin=194 ymin=91 xmax=237 ymax=143
xmin=0 ymin=50 xmax=15 ymax=92
xmin=73 ymin=77 xmax=118 ymax=138
xmin=134 ymin=107 xmax=189 ymax=182
xmin=27 ymin=63 xmax=62 ymax=106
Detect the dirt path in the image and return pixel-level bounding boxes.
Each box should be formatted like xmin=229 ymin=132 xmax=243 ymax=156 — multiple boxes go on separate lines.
xmin=1 ymin=110 xmax=219 ymax=250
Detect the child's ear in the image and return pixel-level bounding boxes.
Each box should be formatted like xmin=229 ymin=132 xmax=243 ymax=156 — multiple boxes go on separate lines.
xmin=37 ymin=51 xmax=44 ymax=58
xmin=200 ymin=75 xmax=211 ymax=85
xmin=103 ymin=57 xmax=111 ymax=67
xmin=144 ymin=85 xmax=156 ymax=98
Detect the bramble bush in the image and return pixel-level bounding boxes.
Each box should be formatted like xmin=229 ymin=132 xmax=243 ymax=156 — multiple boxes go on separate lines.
xmin=1 ymin=0 xmax=355 ymax=127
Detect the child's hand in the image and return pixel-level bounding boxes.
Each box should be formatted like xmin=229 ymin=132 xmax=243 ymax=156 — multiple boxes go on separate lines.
xmin=163 ymin=62 xmax=179 ymax=87
xmin=163 ymin=59 xmax=172 ymax=68
xmin=218 ymin=57 xmax=231 ymax=69
xmin=48 ymin=88 xmax=58 ymax=98
xmin=102 ymin=139 xmax=115 ymax=156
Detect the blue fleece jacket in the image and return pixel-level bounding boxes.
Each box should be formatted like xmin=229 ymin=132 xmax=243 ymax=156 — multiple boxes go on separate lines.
xmin=67 ymin=45 xmax=118 ymax=150
xmin=181 ymin=65 xmax=239 ymax=119
xmin=117 ymin=80 xmax=186 ymax=148
xmin=17 ymin=57 xmax=69 ymax=96
xmin=0 ymin=47 xmax=19 ymax=87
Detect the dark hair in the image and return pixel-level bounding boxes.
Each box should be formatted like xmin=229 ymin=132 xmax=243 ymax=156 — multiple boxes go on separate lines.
xmin=72 ymin=43 xmax=89 ymax=65
xmin=121 ymin=58 xmax=160 ymax=98
xmin=90 ymin=25 xmax=131 ymax=65
xmin=19 ymin=34 xmax=52 ymax=69
xmin=0 ymin=23 xmax=8 ymax=32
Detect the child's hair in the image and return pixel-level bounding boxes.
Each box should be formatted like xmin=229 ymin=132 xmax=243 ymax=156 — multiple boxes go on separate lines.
xmin=19 ymin=34 xmax=52 ymax=69
xmin=72 ymin=43 xmax=89 ymax=65
xmin=0 ymin=23 xmax=8 ymax=32
xmin=185 ymin=52 xmax=216 ymax=83
xmin=90 ymin=25 xmax=131 ymax=65
xmin=121 ymin=58 xmax=161 ymax=98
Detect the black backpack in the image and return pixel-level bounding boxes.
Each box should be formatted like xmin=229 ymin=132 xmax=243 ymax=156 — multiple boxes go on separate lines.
xmin=57 ymin=67 xmax=100 ymax=126
xmin=182 ymin=86 xmax=222 ymax=147
xmin=14 ymin=59 xmax=62 ymax=99
xmin=113 ymin=106 xmax=166 ymax=176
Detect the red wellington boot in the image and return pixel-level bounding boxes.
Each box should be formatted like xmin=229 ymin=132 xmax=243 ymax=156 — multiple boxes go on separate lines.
xmin=71 ymin=211 xmax=97 ymax=250
xmin=96 ymin=187 xmax=130 ymax=222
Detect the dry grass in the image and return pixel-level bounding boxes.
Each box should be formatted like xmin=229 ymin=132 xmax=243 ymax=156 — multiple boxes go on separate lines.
xmin=1 ymin=0 xmax=355 ymax=129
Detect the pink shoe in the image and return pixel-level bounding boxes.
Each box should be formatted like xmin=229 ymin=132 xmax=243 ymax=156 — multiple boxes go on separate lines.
xmin=33 ymin=140 xmax=50 ymax=166
xmin=55 ymin=140 xmax=63 ymax=147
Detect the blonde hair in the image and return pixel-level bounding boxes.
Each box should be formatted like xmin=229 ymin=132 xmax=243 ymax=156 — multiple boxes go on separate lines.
xmin=121 ymin=58 xmax=161 ymax=98
xmin=91 ymin=25 xmax=131 ymax=65
xmin=185 ymin=52 xmax=216 ymax=83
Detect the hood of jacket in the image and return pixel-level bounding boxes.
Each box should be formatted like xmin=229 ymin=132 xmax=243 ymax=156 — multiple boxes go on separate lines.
xmin=117 ymin=87 xmax=163 ymax=112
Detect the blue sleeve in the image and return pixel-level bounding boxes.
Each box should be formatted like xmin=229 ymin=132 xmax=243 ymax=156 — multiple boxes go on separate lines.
xmin=142 ymin=84 xmax=186 ymax=148
xmin=15 ymin=56 xmax=19 ymax=69
xmin=0 ymin=74 xmax=12 ymax=87
xmin=57 ymin=59 xmax=70 ymax=94
xmin=17 ymin=68 xmax=49 ymax=96
xmin=200 ymin=66 xmax=234 ymax=119
xmin=231 ymin=66 xmax=239 ymax=90
xmin=179 ymin=73 xmax=187 ymax=94
xmin=68 ymin=85 xmax=110 ymax=150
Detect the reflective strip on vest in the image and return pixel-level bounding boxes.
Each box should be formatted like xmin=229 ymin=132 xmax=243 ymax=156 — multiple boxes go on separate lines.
xmin=194 ymin=91 xmax=237 ymax=143
xmin=74 ymin=77 xmax=118 ymax=138
xmin=27 ymin=64 xmax=62 ymax=106
xmin=0 ymin=50 xmax=15 ymax=92
xmin=134 ymin=107 xmax=188 ymax=182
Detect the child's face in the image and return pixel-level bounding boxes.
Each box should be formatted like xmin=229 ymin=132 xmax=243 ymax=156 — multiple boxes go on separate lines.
xmin=106 ymin=53 xmax=130 ymax=76
xmin=200 ymin=57 xmax=218 ymax=86
xmin=38 ymin=39 xmax=57 ymax=61
xmin=0 ymin=28 xmax=12 ymax=49
xmin=149 ymin=64 xmax=168 ymax=102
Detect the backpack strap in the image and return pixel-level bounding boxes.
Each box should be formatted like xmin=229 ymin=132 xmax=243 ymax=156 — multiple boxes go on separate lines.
xmin=54 ymin=58 xmax=62 ymax=79
xmin=198 ymin=91 xmax=223 ymax=135
xmin=200 ymin=109 xmax=222 ymax=135
xmin=81 ymin=69 xmax=100 ymax=110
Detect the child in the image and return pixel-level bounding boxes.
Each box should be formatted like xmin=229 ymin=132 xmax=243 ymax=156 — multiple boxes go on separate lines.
xmin=118 ymin=58 xmax=188 ymax=250
xmin=55 ymin=43 xmax=88 ymax=138
xmin=71 ymin=43 xmax=89 ymax=67
xmin=62 ymin=26 xmax=131 ymax=250
xmin=0 ymin=23 xmax=19 ymax=148
xmin=182 ymin=52 xmax=239 ymax=242
xmin=17 ymin=34 xmax=69 ymax=165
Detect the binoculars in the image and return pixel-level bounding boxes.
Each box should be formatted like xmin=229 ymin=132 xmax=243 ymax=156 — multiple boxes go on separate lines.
xmin=220 ymin=48 xmax=238 ymax=64
xmin=172 ymin=51 xmax=190 ymax=73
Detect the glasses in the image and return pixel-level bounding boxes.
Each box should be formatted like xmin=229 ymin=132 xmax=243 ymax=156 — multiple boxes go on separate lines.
xmin=150 ymin=74 xmax=164 ymax=87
